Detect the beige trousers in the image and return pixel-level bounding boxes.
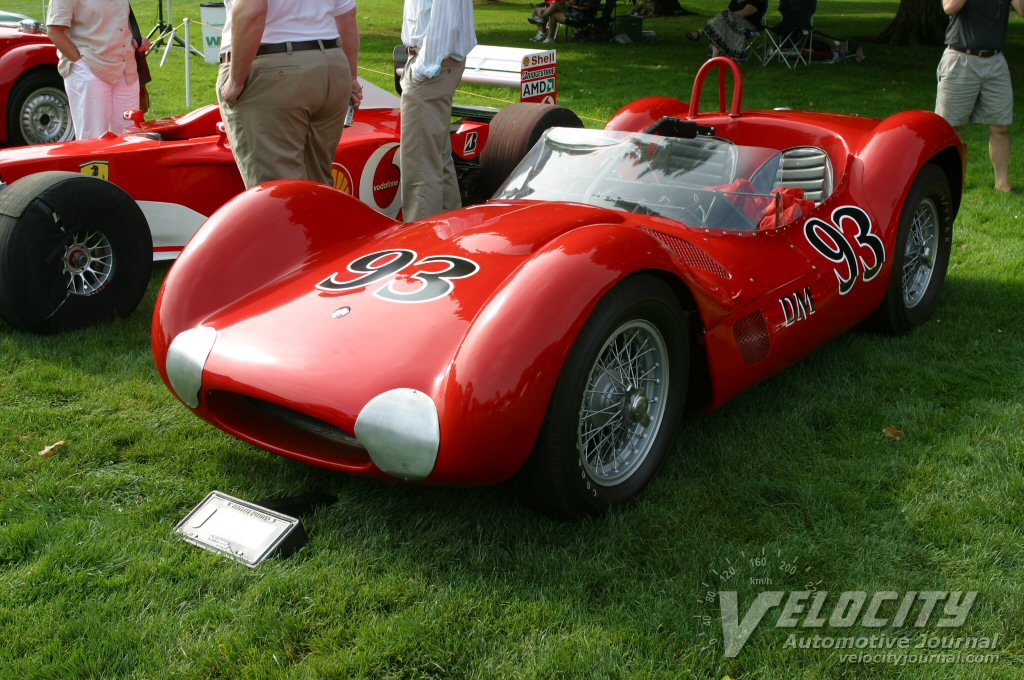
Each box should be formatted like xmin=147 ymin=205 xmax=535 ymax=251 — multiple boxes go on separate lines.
xmin=399 ymin=56 xmax=465 ymax=221
xmin=218 ymin=47 xmax=350 ymax=189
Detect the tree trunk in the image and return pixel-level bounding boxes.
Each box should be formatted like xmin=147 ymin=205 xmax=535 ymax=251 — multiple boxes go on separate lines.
xmin=879 ymin=0 xmax=948 ymax=46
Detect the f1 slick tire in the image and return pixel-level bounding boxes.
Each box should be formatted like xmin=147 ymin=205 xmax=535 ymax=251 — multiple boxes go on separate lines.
xmin=6 ymin=70 xmax=75 ymax=146
xmin=519 ymin=275 xmax=688 ymax=518
xmin=872 ymin=164 xmax=953 ymax=334
xmin=477 ymin=102 xmax=583 ymax=199
xmin=0 ymin=171 xmax=152 ymax=333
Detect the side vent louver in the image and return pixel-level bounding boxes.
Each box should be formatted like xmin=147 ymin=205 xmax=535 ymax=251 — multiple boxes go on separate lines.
xmin=733 ymin=310 xmax=770 ymax=365
xmin=643 ymin=229 xmax=731 ymax=279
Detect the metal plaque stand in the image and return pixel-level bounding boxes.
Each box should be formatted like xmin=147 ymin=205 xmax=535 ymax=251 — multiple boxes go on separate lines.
xmin=175 ymin=491 xmax=308 ymax=568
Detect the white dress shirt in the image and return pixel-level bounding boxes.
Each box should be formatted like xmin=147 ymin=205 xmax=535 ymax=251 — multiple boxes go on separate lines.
xmin=402 ymin=0 xmax=477 ymax=82
xmin=221 ymin=0 xmax=356 ymax=51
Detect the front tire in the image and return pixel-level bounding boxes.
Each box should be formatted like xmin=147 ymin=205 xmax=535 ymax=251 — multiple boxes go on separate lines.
xmin=6 ymin=70 xmax=74 ymax=146
xmin=0 ymin=172 xmax=152 ymax=333
xmin=518 ymin=275 xmax=688 ymax=518
xmin=872 ymin=164 xmax=953 ymax=334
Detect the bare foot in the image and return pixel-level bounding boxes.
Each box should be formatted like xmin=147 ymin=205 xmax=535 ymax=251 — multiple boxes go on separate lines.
xmin=995 ymin=184 xmax=1015 ymax=193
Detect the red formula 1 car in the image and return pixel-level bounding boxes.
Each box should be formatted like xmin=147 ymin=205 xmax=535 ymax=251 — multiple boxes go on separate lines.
xmin=153 ymin=59 xmax=965 ymax=517
xmin=0 ymin=16 xmax=73 ymax=146
xmin=0 ymin=79 xmax=532 ymax=332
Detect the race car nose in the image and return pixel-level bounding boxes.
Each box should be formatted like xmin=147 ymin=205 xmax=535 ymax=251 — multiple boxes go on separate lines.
xmin=166 ymin=326 xmax=218 ymax=408
xmin=355 ymin=388 xmax=440 ymax=481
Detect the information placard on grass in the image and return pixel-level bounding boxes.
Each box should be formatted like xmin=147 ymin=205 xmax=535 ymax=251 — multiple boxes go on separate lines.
xmin=175 ymin=491 xmax=307 ymax=567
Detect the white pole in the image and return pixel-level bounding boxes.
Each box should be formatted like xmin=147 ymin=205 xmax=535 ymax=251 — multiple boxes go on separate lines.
xmin=160 ymin=27 xmax=174 ymax=67
xmin=184 ymin=17 xmax=192 ymax=108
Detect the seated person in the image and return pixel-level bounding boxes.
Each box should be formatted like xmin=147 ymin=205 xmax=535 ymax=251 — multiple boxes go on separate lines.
xmin=528 ymin=0 xmax=562 ymax=43
xmin=529 ymin=0 xmax=559 ymax=25
xmin=771 ymin=0 xmax=814 ymax=38
xmin=770 ymin=0 xmax=863 ymax=63
xmin=686 ymin=0 xmax=767 ymax=63
xmin=528 ymin=0 xmax=595 ymax=43
xmin=808 ymin=32 xmax=865 ymax=62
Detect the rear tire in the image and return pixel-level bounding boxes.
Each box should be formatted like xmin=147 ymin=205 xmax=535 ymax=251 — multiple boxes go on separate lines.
xmin=477 ymin=103 xmax=583 ymax=200
xmin=872 ymin=164 xmax=953 ymax=334
xmin=6 ymin=70 xmax=74 ymax=146
xmin=0 ymin=172 xmax=152 ymax=333
xmin=517 ymin=275 xmax=688 ymax=518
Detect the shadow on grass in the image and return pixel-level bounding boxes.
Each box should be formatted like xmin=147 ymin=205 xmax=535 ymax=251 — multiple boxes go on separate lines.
xmin=188 ymin=269 xmax=1021 ymax=596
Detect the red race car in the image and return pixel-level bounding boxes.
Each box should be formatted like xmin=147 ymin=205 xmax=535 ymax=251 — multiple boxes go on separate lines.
xmin=154 ymin=58 xmax=963 ymax=517
xmin=0 ymin=79 xmax=537 ymax=332
xmin=0 ymin=16 xmax=73 ymax=146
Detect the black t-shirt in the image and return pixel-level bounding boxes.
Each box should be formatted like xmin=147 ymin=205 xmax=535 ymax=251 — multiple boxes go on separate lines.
xmin=729 ymin=0 xmax=768 ymax=28
xmin=776 ymin=0 xmax=815 ymax=32
xmin=945 ymin=0 xmax=1011 ymax=50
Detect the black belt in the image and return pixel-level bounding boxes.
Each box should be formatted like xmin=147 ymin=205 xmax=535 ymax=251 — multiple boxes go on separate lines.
xmin=220 ymin=38 xmax=340 ymax=64
xmin=948 ymin=45 xmax=1001 ymax=58
xmin=405 ymin=47 xmax=460 ymax=66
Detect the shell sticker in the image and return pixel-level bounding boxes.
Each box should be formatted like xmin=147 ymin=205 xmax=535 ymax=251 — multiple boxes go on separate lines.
xmin=331 ymin=163 xmax=354 ymax=195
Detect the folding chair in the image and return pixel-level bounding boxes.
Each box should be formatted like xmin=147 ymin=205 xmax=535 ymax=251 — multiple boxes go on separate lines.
xmin=556 ymin=0 xmax=616 ymax=42
xmin=761 ymin=0 xmax=815 ymax=67
xmin=741 ymin=25 xmax=765 ymax=63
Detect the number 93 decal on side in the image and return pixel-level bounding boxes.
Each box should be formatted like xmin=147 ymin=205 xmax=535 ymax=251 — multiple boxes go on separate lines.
xmin=316 ymin=249 xmax=480 ymax=304
xmin=803 ymin=205 xmax=885 ymax=296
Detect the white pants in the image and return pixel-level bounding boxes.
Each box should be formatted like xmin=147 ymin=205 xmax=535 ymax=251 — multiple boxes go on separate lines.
xmin=64 ymin=60 xmax=139 ymax=140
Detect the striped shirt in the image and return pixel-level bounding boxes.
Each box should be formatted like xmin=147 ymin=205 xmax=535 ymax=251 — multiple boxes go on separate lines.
xmin=402 ymin=0 xmax=477 ymax=82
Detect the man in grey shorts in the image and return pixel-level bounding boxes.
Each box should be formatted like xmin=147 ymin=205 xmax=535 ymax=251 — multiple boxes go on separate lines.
xmin=217 ymin=0 xmax=361 ymax=189
xmin=936 ymin=0 xmax=1023 ymax=193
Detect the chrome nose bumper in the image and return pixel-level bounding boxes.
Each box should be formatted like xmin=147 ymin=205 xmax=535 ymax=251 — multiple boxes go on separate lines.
xmin=356 ymin=388 xmax=440 ymax=481
xmin=166 ymin=326 xmax=217 ymax=408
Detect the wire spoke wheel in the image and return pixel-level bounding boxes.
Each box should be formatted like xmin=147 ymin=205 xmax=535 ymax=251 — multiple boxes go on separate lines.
xmin=578 ymin=319 xmax=670 ymax=486
xmin=516 ymin=275 xmax=687 ymax=517
xmin=871 ymin=164 xmax=953 ymax=335
xmin=902 ymin=197 xmax=938 ymax=309
xmin=62 ymin=230 xmax=114 ymax=296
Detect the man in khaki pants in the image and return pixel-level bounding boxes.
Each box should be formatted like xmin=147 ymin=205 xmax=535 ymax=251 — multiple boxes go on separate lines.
xmin=400 ymin=0 xmax=477 ymax=221
xmin=217 ymin=0 xmax=361 ymax=189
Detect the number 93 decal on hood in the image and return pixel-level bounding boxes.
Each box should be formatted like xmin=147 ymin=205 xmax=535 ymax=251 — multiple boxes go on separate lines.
xmin=316 ymin=249 xmax=480 ymax=304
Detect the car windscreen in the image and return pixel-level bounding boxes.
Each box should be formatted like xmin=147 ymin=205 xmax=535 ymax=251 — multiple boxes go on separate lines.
xmin=493 ymin=128 xmax=798 ymax=232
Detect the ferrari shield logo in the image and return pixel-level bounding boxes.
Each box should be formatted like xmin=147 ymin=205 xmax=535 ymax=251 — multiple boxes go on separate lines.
xmin=80 ymin=160 xmax=109 ymax=181
xmin=331 ymin=163 xmax=354 ymax=195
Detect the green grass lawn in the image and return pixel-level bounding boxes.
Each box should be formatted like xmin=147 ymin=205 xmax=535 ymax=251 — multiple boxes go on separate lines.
xmin=2 ymin=1 xmax=1023 ymax=677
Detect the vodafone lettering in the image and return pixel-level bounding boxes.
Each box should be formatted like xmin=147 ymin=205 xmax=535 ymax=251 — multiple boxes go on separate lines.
xmin=358 ymin=143 xmax=402 ymax=218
